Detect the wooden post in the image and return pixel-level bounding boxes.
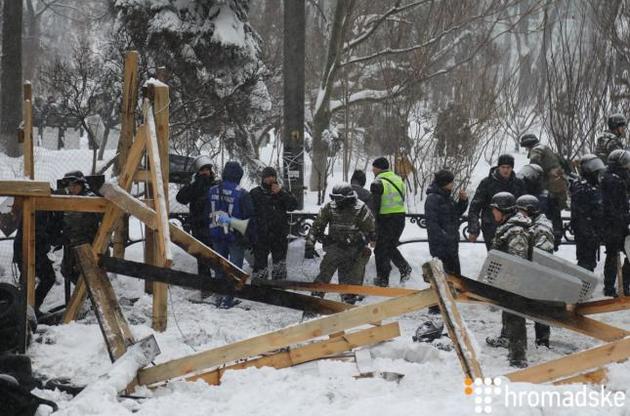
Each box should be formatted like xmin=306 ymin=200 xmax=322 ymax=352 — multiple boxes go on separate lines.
xmin=423 ymin=260 xmax=483 ymax=380
xmin=23 ymin=82 xmax=34 ymax=179
xmin=113 ymin=51 xmax=139 ymax=262
xmin=22 ymin=197 xmax=35 ymax=307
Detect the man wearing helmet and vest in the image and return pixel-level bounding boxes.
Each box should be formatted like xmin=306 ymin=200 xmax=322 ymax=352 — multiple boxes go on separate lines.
xmin=595 ymin=113 xmax=626 ymax=162
xmin=468 ymin=154 xmax=526 ymax=250
xmin=176 ymin=155 xmax=216 ymax=283
xmin=601 ymin=149 xmax=630 ymax=297
xmin=520 ymin=133 xmax=566 ymax=249
xmin=515 ymin=194 xmax=554 ymax=348
xmin=304 ymin=183 xmax=375 ymax=304
xmin=59 ymin=171 xmax=100 ymax=285
xmin=569 ymin=154 xmax=605 ymax=272
xmin=484 ymin=192 xmax=532 ymax=368
xmin=370 ymin=157 xmax=412 ymax=287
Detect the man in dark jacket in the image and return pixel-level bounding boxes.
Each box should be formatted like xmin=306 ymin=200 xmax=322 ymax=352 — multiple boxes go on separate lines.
xmin=424 ymin=169 xmax=468 ymax=313
xmin=176 ymin=155 xmax=216 ymax=280
xmin=467 ymin=154 xmax=525 ymax=250
xmin=59 ymin=171 xmax=100 ymax=285
xmin=600 ymin=149 xmax=630 ymax=297
xmin=350 ymin=170 xmax=373 ymax=209
xmin=569 ymin=154 xmax=605 ymax=272
xmin=207 ymin=161 xmax=254 ymax=308
xmin=370 ymin=157 xmax=412 ymax=286
xmin=250 ymin=166 xmax=298 ymax=280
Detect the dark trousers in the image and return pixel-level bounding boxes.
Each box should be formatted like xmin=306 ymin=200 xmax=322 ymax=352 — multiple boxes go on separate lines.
xmin=481 ymin=224 xmax=496 ymax=251
xmin=375 ymin=214 xmax=410 ymax=285
xmin=194 ymin=232 xmax=213 ymax=280
xmin=575 ymin=234 xmax=599 ymax=272
xmin=252 ymin=237 xmax=289 ymax=280
xmin=18 ymin=253 xmax=56 ymax=311
xmin=503 ymin=311 xmax=526 ymax=362
xmin=604 ymin=245 xmax=630 ymax=294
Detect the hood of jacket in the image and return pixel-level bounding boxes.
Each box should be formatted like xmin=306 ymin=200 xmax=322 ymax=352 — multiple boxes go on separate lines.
xmin=222 ymin=161 xmax=244 ymax=184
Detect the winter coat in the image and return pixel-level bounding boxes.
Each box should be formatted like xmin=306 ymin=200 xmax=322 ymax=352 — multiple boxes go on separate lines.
xmin=250 ymin=184 xmax=298 ymax=242
xmin=600 ymin=167 xmax=630 ymax=248
xmin=468 ymin=167 xmax=526 ymax=236
xmin=62 ymin=188 xmax=100 ymax=247
xmin=569 ymin=177 xmax=603 ymax=243
xmin=528 ymin=144 xmax=562 ymax=175
xmin=491 ymin=211 xmax=531 ymax=259
xmin=424 ymin=182 xmax=468 ymax=259
xmin=13 ymin=211 xmax=54 ymax=265
xmin=351 ymin=184 xmax=373 ymax=212
xmin=530 ymin=213 xmax=554 ymax=254
xmin=306 ymin=199 xmax=375 ymax=250
xmin=176 ymin=174 xmax=215 ymax=240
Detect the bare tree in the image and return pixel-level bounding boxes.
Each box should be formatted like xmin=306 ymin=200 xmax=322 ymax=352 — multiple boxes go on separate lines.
xmin=0 ymin=0 xmax=23 ymax=157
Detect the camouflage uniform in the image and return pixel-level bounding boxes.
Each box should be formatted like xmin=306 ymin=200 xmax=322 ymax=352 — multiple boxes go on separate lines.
xmin=528 ymin=143 xmax=566 ymax=245
xmin=595 ymin=131 xmax=624 ymax=162
xmin=492 ymin=211 xmax=532 ymax=364
xmin=305 ymin=199 xmax=375 ymax=294
xmin=529 ymin=213 xmax=554 ymax=345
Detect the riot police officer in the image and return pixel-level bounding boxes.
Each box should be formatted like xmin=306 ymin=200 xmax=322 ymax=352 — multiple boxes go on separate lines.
xmin=595 ymin=114 xmax=626 ymax=162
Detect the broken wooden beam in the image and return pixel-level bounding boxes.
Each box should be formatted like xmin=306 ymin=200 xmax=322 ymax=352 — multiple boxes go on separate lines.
xmin=100 ymin=256 xmax=351 ymax=315
xmin=74 ymin=244 xmax=135 ymax=361
xmin=506 ymin=336 xmax=630 ymax=384
xmin=186 ymin=323 xmax=400 ymax=386
xmin=251 ymin=278 xmax=419 ymax=297
xmin=137 ymin=289 xmax=436 ymax=386
xmin=423 ymin=260 xmax=483 ymax=379
xmin=0 ymin=180 xmax=50 ymax=197
xmin=448 ymin=274 xmax=630 ymax=342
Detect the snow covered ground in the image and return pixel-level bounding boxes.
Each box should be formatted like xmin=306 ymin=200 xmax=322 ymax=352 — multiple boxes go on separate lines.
xmin=4 ymin=145 xmax=630 ymax=415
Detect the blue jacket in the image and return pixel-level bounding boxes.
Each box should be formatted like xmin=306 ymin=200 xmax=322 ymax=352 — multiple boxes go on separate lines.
xmin=424 ymin=182 xmax=468 ymax=259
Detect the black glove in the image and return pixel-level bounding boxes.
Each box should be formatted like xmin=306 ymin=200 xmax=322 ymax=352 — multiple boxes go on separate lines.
xmin=304 ymin=245 xmax=319 ymax=259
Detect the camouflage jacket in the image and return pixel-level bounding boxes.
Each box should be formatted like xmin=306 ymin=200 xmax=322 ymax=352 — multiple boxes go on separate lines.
xmin=528 ymin=144 xmax=562 ymax=174
xmin=595 ymin=131 xmax=623 ymax=162
xmin=306 ymin=199 xmax=376 ymax=249
xmin=530 ymin=213 xmax=554 ymax=253
xmin=491 ymin=211 xmax=531 ymax=259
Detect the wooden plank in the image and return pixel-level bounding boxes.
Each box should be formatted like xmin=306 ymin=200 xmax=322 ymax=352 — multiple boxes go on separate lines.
xmin=187 ymin=323 xmax=400 ymax=386
xmin=251 ymin=278 xmax=419 ymax=297
xmin=137 ymin=289 xmax=436 ymax=386
xmin=73 ymin=244 xmax=134 ymax=361
xmin=506 ymin=337 xmax=630 ymax=384
xmin=152 ymin=85 xmax=170 ymax=193
xmin=34 ymin=195 xmax=108 ymax=213
xmin=22 ymin=197 xmax=35 ymax=307
xmin=133 ymin=170 xmax=150 ymax=183
xmin=448 ymin=275 xmax=629 ymax=342
xmin=575 ymin=297 xmax=630 ymax=315
xmin=0 ymin=180 xmax=50 ymax=197
xmin=100 ymin=184 xmax=157 ymax=229
xmin=23 ymin=82 xmax=34 ymax=179
xmin=63 ymin=127 xmax=148 ymax=323
xmin=552 ymin=368 xmax=608 ymax=385
xmin=423 ymin=260 xmax=483 ymax=379
xmin=100 ymin=256 xmax=352 ymax=315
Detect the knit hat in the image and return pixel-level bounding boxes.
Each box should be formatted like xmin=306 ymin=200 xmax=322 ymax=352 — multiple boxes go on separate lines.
xmin=372 ymin=157 xmax=389 ymax=170
xmin=261 ymin=166 xmax=277 ymax=179
xmin=434 ymin=169 xmax=455 ymax=187
xmin=497 ymin=154 xmax=515 ymax=168
xmin=350 ymin=170 xmax=366 ymax=187
xmin=222 ymin=161 xmax=244 ymax=184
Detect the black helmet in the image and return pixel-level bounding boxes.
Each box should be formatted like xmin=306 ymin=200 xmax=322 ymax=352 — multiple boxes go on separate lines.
xmin=607 ymin=149 xmax=630 ymax=170
xmin=580 ymin=154 xmax=605 ymax=176
xmin=193 ymin=155 xmax=213 ymax=173
xmin=608 ymin=113 xmax=627 ymax=131
xmin=62 ymin=170 xmax=87 ymax=185
xmin=329 ymin=183 xmax=357 ymax=206
xmin=516 ymin=194 xmax=540 ymax=215
xmin=489 ymin=192 xmax=516 ymax=213
xmin=519 ymin=133 xmax=539 ymax=148
xmin=517 ymin=164 xmax=544 ymax=184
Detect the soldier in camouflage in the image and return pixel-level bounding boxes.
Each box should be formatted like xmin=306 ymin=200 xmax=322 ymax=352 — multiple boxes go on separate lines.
xmin=595 ymin=114 xmax=626 ymax=162
xmin=305 ymin=183 xmax=376 ymax=304
xmin=484 ymin=192 xmax=532 ymax=368
xmin=516 ymin=194 xmax=554 ymax=348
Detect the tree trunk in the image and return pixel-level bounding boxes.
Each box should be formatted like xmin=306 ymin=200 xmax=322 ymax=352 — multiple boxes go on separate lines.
xmin=98 ymin=125 xmax=111 ymax=161
xmin=0 ymin=0 xmax=23 ymax=157
xmin=23 ymin=0 xmax=40 ymax=83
